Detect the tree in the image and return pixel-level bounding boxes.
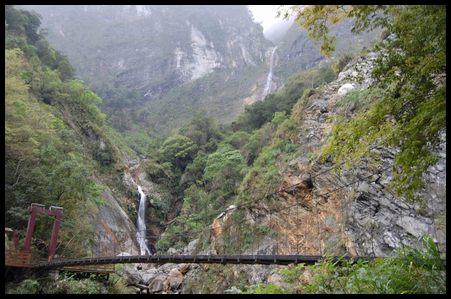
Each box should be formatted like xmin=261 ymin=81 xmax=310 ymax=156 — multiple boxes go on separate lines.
xmin=180 ymin=112 xmax=222 ymax=150
xmin=203 ymin=145 xmax=246 ymax=201
xmin=286 ymin=5 xmax=446 ymax=200
xmin=159 ymin=134 xmax=198 ymax=171
xmin=180 ymin=151 xmax=208 ymax=187
xmin=281 ymin=5 xmax=391 ymax=57
xmin=56 ymin=57 xmax=75 ymax=81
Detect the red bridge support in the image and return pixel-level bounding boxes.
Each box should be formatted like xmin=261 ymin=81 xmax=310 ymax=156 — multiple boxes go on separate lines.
xmin=23 ymin=203 xmax=63 ymax=261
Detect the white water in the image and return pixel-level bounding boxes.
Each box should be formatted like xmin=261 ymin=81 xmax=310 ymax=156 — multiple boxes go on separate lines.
xmin=136 ymin=185 xmax=151 ymax=255
xmin=262 ymin=46 xmax=277 ymax=98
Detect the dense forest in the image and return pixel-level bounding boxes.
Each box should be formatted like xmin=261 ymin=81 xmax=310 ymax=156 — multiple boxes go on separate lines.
xmin=5 ymin=5 xmax=446 ymax=294
xmin=5 ymin=3 xmax=138 ymax=267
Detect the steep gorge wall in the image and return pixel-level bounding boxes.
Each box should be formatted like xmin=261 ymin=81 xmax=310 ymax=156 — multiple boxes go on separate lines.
xmin=19 ymin=5 xmax=272 ymax=134
xmin=127 ymin=51 xmax=446 ymax=294
xmin=282 ymin=53 xmax=446 ymax=257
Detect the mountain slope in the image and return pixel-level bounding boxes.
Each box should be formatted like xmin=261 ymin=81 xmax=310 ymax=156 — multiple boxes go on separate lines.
xmin=131 ymin=48 xmax=446 ymax=295
xmin=5 ymin=5 xmax=140 ymax=260
xmin=274 ymin=19 xmax=380 ymax=82
xmin=19 ymin=5 xmax=273 ymax=134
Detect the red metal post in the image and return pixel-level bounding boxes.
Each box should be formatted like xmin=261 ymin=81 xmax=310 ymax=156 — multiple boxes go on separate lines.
xmin=48 ymin=206 xmax=63 ymax=261
xmin=13 ymin=230 xmax=19 ymax=251
xmin=23 ymin=203 xmax=44 ymax=253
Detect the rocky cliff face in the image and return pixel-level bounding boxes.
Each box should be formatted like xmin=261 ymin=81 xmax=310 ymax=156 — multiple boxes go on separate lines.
xmin=122 ymin=51 xmax=446 ymax=293
xmin=274 ymin=19 xmax=380 ymax=84
xmin=283 ymin=52 xmax=446 ymax=257
xmin=89 ymin=183 xmax=139 ymax=256
xmin=208 ymin=51 xmax=446 ymax=260
xmin=19 ymin=5 xmax=272 ymax=134
xmin=21 ymin=5 xmax=268 ymax=94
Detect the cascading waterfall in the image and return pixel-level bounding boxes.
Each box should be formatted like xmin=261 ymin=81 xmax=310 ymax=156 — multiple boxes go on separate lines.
xmin=136 ymin=185 xmax=151 ymax=255
xmin=262 ymin=46 xmax=277 ymax=98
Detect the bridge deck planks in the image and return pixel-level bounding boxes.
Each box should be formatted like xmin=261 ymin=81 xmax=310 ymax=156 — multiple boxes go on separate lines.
xmin=33 ymin=254 xmax=376 ymax=270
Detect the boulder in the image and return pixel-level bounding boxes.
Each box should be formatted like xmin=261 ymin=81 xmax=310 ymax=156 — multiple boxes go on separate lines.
xmin=224 ymin=286 xmax=242 ymax=294
xmin=149 ymin=276 xmax=165 ymax=293
xmin=357 ymin=181 xmax=370 ymax=193
xmin=167 ymin=247 xmax=179 ymax=255
xmin=184 ymin=239 xmax=199 ymax=254
xmin=177 ymin=263 xmax=191 ymax=275
xmin=337 ymin=83 xmax=355 ymax=96
xmin=141 ymin=268 xmax=158 ymax=285
xmin=167 ymin=268 xmax=184 ymax=290
xmin=396 ymin=216 xmax=431 ymax=238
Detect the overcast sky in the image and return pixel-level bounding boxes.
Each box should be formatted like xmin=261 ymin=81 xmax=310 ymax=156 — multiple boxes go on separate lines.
xmin=248 ymin=5 xmax=285 ymax=31
xmin=248 ymin=5 xmax=295 ymax=42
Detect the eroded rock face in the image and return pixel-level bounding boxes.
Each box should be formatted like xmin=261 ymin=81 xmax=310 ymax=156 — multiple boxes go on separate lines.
xmin=167 ymin=269 xmax=184 ymax=290
xmin=280 ymin=52 xmax=446 ymax=257
xmin=177 ymin=52 xmax=446 ymax=293
xmin=149 ymin=276 xmax=165 ymax=293
xmin=124 ymin=51 xmax=445 ymax=294
xmin=89 ymin=184 xmax=139 ymax=256
xmin=344 ymin=130 xmax=446 ymax=256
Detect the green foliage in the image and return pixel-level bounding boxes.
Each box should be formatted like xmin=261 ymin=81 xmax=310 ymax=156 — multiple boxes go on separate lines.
xmin=301 ymin=236 xmax=445 ymax=294
xmin=335 ymin=88 xmax=378 ymax=113
xmin=6 ymin=272 xmax=124 ymax=294
xmin=238 ymin=113 xmax=299 ymax=204
xmin=179 ymin=112 xmax=223 ymax=151
xmin=241 ymin=122 xmax=274 ymax=165
xmin=156 ymin=143 xmax=246 ymax=251
xmin=179 ymin=151 xmax=206 ymax=187
xmin=47 ymin=274 xmax=104 ymax=294
xmin=122 ymin=129 xmax=159 ymax=156
xmin=6 ymin=279 xmax=40 ymax=294
xmin=280 ymin=264 xmax=306 ymax=284
xmin=244 ymin=283 xmax=288 ymax=294
xmin=152 ymin=114 xmax=246 ymax=251
xmin=5 ymin=6 xmax=133 ymax=260
xmin=245 ymin=236 xmax=446 ymax=294
xmin=107 ymin=273 xmax=134 ymax=294
xmin=6 ymin=5 xmax=41 ymax=43
xmin=204 ymin=145 xmax=247 ymax=197
xmin=232 ymin=65 xmax=336 ymax=131
xmin=223 ymin=130 xmax=251 ymax=151
xmin=293 ymin=5 xmax=446 ymax=201
xmin=239 ymin=145 xmax=282 ymax=203
xmin=332 ymin=54 xmax=353 ymax=74
xmin=159 ymin=134 xmax=198 ymax=171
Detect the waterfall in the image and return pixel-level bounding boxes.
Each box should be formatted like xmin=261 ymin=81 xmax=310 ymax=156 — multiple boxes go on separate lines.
xmin=262 ymin=46 xmax=277 ymax=99
xmin=136 ymin=185 xmax=151 ymax=255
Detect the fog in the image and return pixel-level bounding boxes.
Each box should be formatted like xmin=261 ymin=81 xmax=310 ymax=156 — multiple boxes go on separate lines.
xmin=248 ymin=5 xmax=294 ymax=43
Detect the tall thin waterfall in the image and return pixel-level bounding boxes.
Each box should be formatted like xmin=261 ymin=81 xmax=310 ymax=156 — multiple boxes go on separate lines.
xmin=136 ymin=185 xmax=151 ymax=255
xmin=262 ymin=46 xmax=277 ymax=98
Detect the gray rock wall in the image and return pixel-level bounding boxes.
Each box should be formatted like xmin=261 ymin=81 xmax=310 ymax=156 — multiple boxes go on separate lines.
xmin=294 ymin=52 xmax=446 ymax=256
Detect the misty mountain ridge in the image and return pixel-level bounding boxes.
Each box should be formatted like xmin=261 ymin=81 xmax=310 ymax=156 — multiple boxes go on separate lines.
xmin=19 ymin=5 xmax=378 ymax=136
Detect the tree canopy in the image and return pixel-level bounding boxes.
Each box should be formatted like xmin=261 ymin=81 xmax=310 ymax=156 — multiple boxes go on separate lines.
xmin=286 ymin=5 xmax=446 ymax=200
